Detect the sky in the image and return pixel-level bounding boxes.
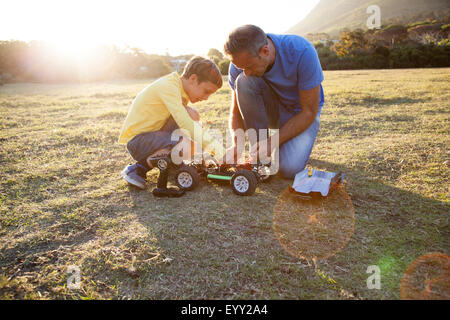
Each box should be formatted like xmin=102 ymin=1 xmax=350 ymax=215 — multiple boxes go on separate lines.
xmin=1 ymin=0 xmax=320 ymax=56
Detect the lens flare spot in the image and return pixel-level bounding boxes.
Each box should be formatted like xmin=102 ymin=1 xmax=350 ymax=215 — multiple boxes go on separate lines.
xmin=273 ymin=185 xmax=355 ymax=261
xmin=400 ymin=252 xmax=450 ymax=300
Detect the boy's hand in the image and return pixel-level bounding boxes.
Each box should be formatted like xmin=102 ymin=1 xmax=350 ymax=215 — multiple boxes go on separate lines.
xmin=186 ymin=106 xmax=200 ymax=122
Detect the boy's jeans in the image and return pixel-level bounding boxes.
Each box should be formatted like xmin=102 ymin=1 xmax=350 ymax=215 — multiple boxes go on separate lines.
xmin=126 ymin=117 xmax=180 ymax=164
xmin=235 ymin=74 xmax=321 ymax=179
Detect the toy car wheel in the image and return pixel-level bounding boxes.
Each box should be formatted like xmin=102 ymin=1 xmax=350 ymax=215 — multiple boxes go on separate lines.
xmin=157 ymin=158 xmax=169 ymax=170
xmin=231 ymin=170 xmax=257 ymax=196
xmin=259 ymin=173 xmax=273 ymax=183
xmin=175 ymin=165 xmax=199 ymax=191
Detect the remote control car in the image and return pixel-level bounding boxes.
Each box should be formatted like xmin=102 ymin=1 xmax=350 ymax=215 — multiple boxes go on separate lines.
xmin=147 ymin=154 xmax=272 ymax=197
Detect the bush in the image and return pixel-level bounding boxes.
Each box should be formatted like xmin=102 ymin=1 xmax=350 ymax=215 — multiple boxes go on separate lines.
xmin=218 ymin=59 xmax=230 ymax=75
xmin=374 ymin=46 xmax=390 ymax=57
xmin=388 ymin=43 xmax=450 ymax=68
xmin=438 ymin=38 xmax=450 ymax=46
xmin=0 ymin=72 xmax=13 ymax=84
xmin=317 ymin=46 xmax=339 ymax=70
xmin=142 ymin=58 xmax=172 ymax=78
xmin=208 ymin=48 xmax=224 ymax=61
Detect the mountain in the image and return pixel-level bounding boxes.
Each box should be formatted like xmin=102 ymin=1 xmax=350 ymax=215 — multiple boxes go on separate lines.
xmin=287 ymin=0 xmax=450 ymax=38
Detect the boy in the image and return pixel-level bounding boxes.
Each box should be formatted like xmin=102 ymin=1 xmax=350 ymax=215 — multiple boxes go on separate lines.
xmin=118 ymin=56 xmax=227 ymax=191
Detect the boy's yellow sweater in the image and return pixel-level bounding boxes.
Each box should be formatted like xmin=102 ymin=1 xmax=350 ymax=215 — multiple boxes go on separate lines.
xmin=118 ymin=72 xmax=225 ymax=159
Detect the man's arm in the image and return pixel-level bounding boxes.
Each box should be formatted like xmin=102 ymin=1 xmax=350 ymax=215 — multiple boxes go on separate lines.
xmin=276 ymin=85 xmax=320 ymax=147
xmin=275 ymin=40 xmax=323 ymax=147
xmin=252 ymin=85 xmax=320 ymax=159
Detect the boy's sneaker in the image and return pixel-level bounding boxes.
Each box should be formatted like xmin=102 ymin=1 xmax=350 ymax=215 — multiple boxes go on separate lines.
xmin=121 ymin=163 xmax=148 ymax=189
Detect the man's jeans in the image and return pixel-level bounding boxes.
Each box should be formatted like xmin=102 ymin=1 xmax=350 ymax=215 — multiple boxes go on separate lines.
xmin=235 ymin=73 xmax=321 ymax=179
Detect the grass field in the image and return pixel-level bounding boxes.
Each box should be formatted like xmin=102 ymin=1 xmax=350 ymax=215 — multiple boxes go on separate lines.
xmin=0 ymin=68 xmax=449 ymax=299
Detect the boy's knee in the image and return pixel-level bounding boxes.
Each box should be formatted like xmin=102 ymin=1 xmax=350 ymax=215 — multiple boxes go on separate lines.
xmin=169 ymin=137 xmax=197 ymax=164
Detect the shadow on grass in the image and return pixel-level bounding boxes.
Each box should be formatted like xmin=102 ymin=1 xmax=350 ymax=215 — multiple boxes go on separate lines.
xmin=309 ymin=157 xmax=448 ymax=247
xmin=122 ymin=157 xmax=449 ymax=299
xmin=0 ymin=200 xmax=125 ymax=270
xmin=1 ymin=156 xmax=447 ymax=299
xmin=360 ymin=96 xmax=428 ymax=106
xmin=330 ymin=95 xmax=428 ymax=108
xmin=309 ymin=158 xmax=449 ymax=298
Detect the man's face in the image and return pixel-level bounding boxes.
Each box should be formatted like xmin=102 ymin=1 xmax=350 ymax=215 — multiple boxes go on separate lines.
xmin=187 ymin=75 xmax=219 ymax=103
xmin=231 ymin=48 xmax=270 ymax=77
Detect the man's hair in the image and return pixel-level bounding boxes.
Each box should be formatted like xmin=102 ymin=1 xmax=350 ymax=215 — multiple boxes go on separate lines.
xmin=181 ymin=56 xmax=222 ymax=88
xmin=224 ymin=25 xmax=268 ymax=57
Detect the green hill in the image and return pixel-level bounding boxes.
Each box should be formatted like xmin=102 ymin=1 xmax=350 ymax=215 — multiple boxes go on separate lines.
xmin=287 ymin=0 xmax=450 ymax=38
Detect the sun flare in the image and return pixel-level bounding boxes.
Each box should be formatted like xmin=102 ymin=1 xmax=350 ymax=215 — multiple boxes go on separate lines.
xmin=48 ymin=40 xmax=98 ymax=62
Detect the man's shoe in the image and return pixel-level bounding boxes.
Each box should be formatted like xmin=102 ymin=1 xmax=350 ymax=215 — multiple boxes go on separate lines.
xmin=121 ymin=163 xmax=148 ymax=189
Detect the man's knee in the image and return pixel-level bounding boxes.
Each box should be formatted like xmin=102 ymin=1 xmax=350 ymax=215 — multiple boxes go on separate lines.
xmin=235 ymin=73 xmax=263 ymax=94
xmin=235 ymin=74 xmax=274 ymax=129
xmin=278 ymin=158 xmax=306 ymax=179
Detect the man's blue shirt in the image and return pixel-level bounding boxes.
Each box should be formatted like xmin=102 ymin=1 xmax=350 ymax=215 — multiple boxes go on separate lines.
xmin=228 ymin=33 xmax=325 ymax=114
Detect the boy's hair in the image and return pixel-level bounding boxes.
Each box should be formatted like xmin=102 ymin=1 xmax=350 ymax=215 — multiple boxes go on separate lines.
xmin=224 ymin=25 xmax=268 ymax=57
xmin=181 ymin=56 xmax=222 ymax=88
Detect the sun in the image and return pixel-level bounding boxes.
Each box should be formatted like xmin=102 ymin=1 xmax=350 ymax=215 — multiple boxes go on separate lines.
xmin=48 ymin=39 xmax=99 ymax=62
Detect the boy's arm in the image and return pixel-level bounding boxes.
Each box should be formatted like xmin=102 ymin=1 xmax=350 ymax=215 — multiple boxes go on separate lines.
xmin=159 ymin=84 xmax=226 ymax=159
xmin=186 ymin=106 xmax=200 ymax=122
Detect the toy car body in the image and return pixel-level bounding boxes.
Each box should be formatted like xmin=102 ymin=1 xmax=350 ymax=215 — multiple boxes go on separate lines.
xmin=177 ymin=161 xmax=271 ymax=196
xmin=151 ymin=155 xmax=271 ymax=196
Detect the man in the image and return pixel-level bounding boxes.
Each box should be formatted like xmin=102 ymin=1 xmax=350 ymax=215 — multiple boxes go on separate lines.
xmin=223 ymin=25 xmax=325 ymax=178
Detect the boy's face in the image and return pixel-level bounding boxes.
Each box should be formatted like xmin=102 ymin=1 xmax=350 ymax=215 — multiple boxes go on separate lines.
xmin=186 ymin=74 xmax=219 ymax=103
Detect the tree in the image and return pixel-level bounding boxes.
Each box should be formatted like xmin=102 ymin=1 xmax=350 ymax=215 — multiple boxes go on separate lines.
xmin=208 ymin=48 xmax=224 ymax=62
xmin=218 ymin=59 xmax=230 ymax=75
xmin=375 ymin=25 xmax=408 ymax=48
xmin=408 ymin=24 xmax=444 ymax=45
xmin=333 ymin=29 xmax=367 ymax=57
